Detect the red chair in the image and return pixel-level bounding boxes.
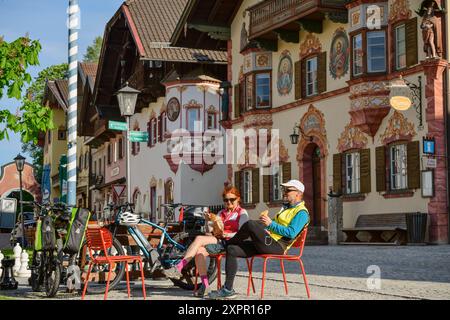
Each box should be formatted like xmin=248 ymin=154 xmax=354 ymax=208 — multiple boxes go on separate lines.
xmin=247 ymin=228 xmax=310 ymax=299
xmin=81 ymin=227 xmax=147 ymax=300
xmin=194 ymin=253 xmax=255 ymax=293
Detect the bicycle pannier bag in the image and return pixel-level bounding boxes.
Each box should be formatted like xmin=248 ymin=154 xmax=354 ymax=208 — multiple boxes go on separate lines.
xmin=41 ymin=215 xmax=56 ymax=250
xmin=64 ymin=208 xmax=91 ymax=254
xmin=34 ymin=220 xmax=43 ymax=251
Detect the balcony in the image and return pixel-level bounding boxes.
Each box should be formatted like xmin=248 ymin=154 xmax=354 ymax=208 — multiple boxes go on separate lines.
xmin=248 ymin=0 xmax=348 ymax=41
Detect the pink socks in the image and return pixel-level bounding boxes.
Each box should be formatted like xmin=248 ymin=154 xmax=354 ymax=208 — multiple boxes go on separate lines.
xmin=176 ymin=258 xmax=189 ymax=272
xmin=200 ymin=275 xmax=209 ymax=288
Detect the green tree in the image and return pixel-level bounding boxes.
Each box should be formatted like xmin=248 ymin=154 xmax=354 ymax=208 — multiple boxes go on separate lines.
xmin=21 ymin=63 xmax=68 ymax=183
xmin=83 ymin=36 xmax=103 ymax=62
xmin=0 ymin=35 xmax=54 ymax=143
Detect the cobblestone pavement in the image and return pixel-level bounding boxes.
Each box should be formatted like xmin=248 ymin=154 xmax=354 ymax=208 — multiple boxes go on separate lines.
xmin=1 ymin=245 xmax=449 ymax=300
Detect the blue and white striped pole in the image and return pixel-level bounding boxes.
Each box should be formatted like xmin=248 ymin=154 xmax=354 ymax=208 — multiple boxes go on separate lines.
xmin=67 ymin=0 xmax=79 ymax=206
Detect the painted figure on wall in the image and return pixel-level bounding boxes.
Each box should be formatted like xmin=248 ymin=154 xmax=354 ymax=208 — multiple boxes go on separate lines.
xmin=277 ymin=51 xmax=293 ymax=95
xmin=418 ymin=0 xmax=443 ymax=58
xmin=329 ymin=29 xmax=349 ymax=79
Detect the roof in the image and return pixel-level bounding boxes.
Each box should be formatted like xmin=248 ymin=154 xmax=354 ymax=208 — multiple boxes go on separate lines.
xmin=79 ymin=62 xmax=98 ymax=90
xmin=123 ymin=0 xmax=227 ymax=63
xmin=45 ymin=79 xmax=68 ymax=111
xmin=161 ymin=68 xmax=221 ymax=84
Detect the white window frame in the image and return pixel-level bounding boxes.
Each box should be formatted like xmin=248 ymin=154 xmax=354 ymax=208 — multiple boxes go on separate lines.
xmin=306 ymin=57 xmax=318 ymax=97
xmin=207 ymin=113 xmax=216 ymax=130
xmin=255 ymin=72 xmax=271 ymax=108
xmin=353 ymin=33 xmax=363 ymax=76
xmin=395 ymin=24 xmax=406 ymax=70
xmin=367 ymin=31 xmax=386 ymax=73
xmin=390 ymin=144 xmax=408 ymax=190
xmin=243 ymin=170 xmax=252 ymax=204
xmin=345 ymin=152 xmax=361 ymax=194
xmin=272 ymin=166 xmax=283 ymax=201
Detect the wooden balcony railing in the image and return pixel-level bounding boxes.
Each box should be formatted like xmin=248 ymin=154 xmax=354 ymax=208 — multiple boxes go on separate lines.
xmin=248 ymin=0 xmax=348 ymax=39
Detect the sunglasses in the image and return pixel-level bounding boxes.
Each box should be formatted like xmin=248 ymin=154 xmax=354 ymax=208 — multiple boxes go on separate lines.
xmin=283 ymin=188 xmax=298 ymax=193
xmin=223 ymin=198 xmax=237 ymax=203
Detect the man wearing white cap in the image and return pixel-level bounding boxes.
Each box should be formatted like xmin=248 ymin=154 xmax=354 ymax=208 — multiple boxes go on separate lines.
xmin=208 ymin=179 xmax=310 ymax=300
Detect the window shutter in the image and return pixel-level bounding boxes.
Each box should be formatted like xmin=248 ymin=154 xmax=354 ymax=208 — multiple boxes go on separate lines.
xmin=252 ymin=168 xmax=260 ymax=204
xmin=234 ymin=171 xmax=242 ymax=196
xmin=360 ymin=149 xmax=371 ymax=193
xmin=234 ymin=84 xmax=240 ymax=119
xmin=263 ymin=174 xmax=270 ymax=203
xmin=301 ymin=60 xmax=307 ymax=99
xmin=333 ymin=154 xmax=342 ymax=193
xmin=376 ymin=146 xmax=386 ymax=192
xmin=147 ymin=121 xmax=151 ymax=147
xmin=282 ymin=162 xmax=291 ymax=182
xmin=157 ymin=115 xmax=162 ymax=142
xmin=407 ymin=141 xmax=420 ymax=189
xmin=318 ymin=52 xmax=327 ymax=94
xmin=406 ymin=17 xmax=418 ymax=67
xmin=295 ymin=60 xmax=302 ymax=100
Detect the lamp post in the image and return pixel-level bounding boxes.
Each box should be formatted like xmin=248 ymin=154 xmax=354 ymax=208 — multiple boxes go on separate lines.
xmin=116 ymin=82 xmax=140 ymax=204
xmin=389 ymin=75 xmax=423 ymax=130
xmin=289 ymin=123 xmax=313 ymax=145
xmin=14 ymin=154 xmax=25 ymax=248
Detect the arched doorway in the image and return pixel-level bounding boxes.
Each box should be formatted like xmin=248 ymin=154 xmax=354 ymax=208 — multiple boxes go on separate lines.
xmin=302 ymin=143 xmax=322 ymax=227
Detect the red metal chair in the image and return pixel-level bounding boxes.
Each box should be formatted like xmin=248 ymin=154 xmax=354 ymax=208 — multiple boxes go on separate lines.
xmin=247 ymin=228 xmax=310 ymax=299
xmin=194 ymin=253 xmax=255 ymax=293
xmin=81 ymin=227 xmax=147 ymax=300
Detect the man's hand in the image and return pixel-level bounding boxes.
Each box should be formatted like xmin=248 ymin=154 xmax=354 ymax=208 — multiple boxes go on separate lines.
xmin=259 ymin=215 xmax=272 ymax=227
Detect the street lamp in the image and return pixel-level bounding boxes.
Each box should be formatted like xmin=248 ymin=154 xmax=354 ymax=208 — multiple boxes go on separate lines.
xmin=290 ymin=123 xmax=313 ymax=145
xmin=14 ymin=154 xmax=25 ymax=248
xmin=116 ymin=82 xmax=140 ymax=204
xmin=389 ymin=75 xmax=423 ymax=130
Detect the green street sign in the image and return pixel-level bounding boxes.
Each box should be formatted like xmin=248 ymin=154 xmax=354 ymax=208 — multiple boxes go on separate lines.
xmin=130 ymin=131 xmax=149 ymax=142
xmin=109 ymin=121 xmax=128 ymax=131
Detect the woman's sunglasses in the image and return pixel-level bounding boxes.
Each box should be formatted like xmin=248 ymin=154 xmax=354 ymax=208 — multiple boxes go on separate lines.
xmin=223 ymin=198 xmax=237 ymax=203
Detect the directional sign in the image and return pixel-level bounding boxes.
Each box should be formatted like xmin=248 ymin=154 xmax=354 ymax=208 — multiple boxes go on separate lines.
xmin=113 ymin=185 xmax=126 ymax=199
xmin=130 ymin=131 xmax=149 ymax=142
xmin=109 ymin=121 xmax=128 ymax=131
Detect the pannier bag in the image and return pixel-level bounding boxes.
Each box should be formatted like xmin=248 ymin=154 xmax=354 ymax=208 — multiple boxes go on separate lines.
xmin=34 ymin=220 xmax=43 ymax=251
xmin=41 ymin=215 xmax=56 ymax=251
xmin=64 ymin=208 xmax=91 ymax=254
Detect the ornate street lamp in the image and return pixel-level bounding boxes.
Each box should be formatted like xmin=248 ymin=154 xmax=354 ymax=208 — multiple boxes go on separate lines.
xmin=290 ymin=123 xmax=313 ymax=145
xmin=116 ymin=82 xmax=140 ymax=204
xmin=14 ymin=154 xmax=26 ymax=248
xmin=389 ymin=75 xmax=423 ymax=130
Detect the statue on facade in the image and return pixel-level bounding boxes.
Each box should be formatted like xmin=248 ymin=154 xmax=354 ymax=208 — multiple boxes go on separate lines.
xmin=418 ymin=0 xmax=443 ymax=59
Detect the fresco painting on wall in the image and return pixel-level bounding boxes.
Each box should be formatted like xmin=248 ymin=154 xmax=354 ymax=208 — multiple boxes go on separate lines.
xmin=329 ymin=28 xmax=350 ymax=80
xmin=277 ymin=50 xmax=293 ymax=96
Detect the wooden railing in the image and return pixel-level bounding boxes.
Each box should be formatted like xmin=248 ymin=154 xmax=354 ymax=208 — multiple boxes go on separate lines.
xmin=248 ymin=0 xmax=347 ymax=39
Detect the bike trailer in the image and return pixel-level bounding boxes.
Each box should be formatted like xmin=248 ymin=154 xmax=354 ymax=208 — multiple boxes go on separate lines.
xmin=41 ymin=215 xmax=56 ymax=251
xmin=63 ymin=208 xmax=91 ymax=254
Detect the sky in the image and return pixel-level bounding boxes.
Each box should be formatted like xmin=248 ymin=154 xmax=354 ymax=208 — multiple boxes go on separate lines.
xmin=0 ymin=0 xmax=123 ymax=167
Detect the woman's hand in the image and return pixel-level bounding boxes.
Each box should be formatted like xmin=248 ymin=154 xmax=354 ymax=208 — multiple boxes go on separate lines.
xmin=260 ymin=215 xmax=272 ymax=227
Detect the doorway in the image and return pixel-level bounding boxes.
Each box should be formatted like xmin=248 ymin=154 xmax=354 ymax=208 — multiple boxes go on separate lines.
xmin=302 ymin=143 xmax=322 ymax=227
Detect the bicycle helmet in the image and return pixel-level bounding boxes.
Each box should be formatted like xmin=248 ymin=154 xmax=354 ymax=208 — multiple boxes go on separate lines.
xmin=119 ymin=211 xmax=141 ymax=226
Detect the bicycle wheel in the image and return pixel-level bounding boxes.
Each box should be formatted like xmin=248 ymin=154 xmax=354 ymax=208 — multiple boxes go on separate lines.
xmin=163 ymin=233 xmax=217 ymax=291
xmin=44 ymin=252 xmax=62 ymax=298
xmin=29 ymin=250 xmax=44 ymax=292
xmin=79 ymin=237 xmax=126 ymax=294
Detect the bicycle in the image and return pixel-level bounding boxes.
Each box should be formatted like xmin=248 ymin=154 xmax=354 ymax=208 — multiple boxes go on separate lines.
xmin=79 ymin=202 xmax=217 ymax=292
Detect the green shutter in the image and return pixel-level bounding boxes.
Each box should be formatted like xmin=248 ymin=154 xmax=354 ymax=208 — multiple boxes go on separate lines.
xmin=263 ymin=174 xmax=270 ymax=203
xmin=252 ymin=168 xmax=260 ymax=204
xmin=333 ymin=154 xmax=342 ymax=194
xmin=360 ymin=149 xmax=371 ymax=194
xmin=317 ymin=52 xmax=327 ymax=94
xmin=376 ymin=146 xmax=386 ymax=192
xmin=406 ymin=17 xmax=418 ymax=67
xmin=295 ymin=60 xmax=302 ymax=100
xmin=234 ymin=84 xmax=240 ymax=119
xmin=407 ymin=141 xmax=420 ymax=189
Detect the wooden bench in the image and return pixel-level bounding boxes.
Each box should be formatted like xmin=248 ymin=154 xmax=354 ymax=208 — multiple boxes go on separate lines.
xmin=341 ymin=213 xmax=409 ymax=245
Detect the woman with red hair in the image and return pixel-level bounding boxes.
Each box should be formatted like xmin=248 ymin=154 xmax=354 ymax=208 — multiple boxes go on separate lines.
xmin=164 ymin=186 xmax=248 ymax=297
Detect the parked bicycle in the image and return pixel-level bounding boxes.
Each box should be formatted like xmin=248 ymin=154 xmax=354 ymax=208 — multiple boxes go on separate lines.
xmin=26 ymin=201 xmax=90 ymax=297
xmin=79 ymin=202 xmax=217 ymax=293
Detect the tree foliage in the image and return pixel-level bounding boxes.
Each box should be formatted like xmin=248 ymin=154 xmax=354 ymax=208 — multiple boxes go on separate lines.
xmin=0 ymin=35 xmax=54 ymax=143
xmin=83 ymin=36 xmax=103 ymax=63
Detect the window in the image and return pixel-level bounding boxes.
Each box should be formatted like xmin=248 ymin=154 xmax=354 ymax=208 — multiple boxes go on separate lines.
xmin=107 ymin=144 xmax=111 ymax=165
xmin=271 ymin=166 xmax=283 ymax=201
xmin=306 ymin=57 xmax=318 ymax=96
xmin=390 ymin=144 xmax=408 ymax=190
xmin=103 ymin=156 xmax=106 ymax=176
xmin=79 ymin=156 xmax=83 ymax=171
xmin=353 ymin=33 xmax=363 ymax=76
xmin=187 ymin=108 xmax=199 ymax=132
xmin=345 ymin=152 xmax=361 ymax=194
xmin=395 ymin=24 xmax=406 ymax=70
xmin=161 ymin=112 xmax=167 ymax=138
xmin=152 ymin=120 xmax=157 ymax=145
xmin=243 ymin=170 xmax=252 ymax=204
xmin=84 ymin=152 xmax=88 ymax=169
xmin=255 ymin=73 xmax=271 ymax=108
xmin=118 ymin=138 xmax=123 ymax=159
xmin=98 ymin=159 xmax=102 ymax=176
xmin=114 ymin=141 xmax=118 ymax=163
xmin=207 ymin=113 xmax=216 ymax=130
xmin=245 ymin=75 xmax=253 ymax=111
xmin=93 ymin=161 xmax=97 ymax=175
xmin=367 ymin=31 xmax=386 ymax=73
xmin=58 ymin=129 xmax=66 ymax=140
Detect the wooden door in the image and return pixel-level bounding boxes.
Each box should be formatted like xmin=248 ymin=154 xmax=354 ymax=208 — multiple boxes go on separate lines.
xmin=312 ymin=147 xmax=322 ymax=226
